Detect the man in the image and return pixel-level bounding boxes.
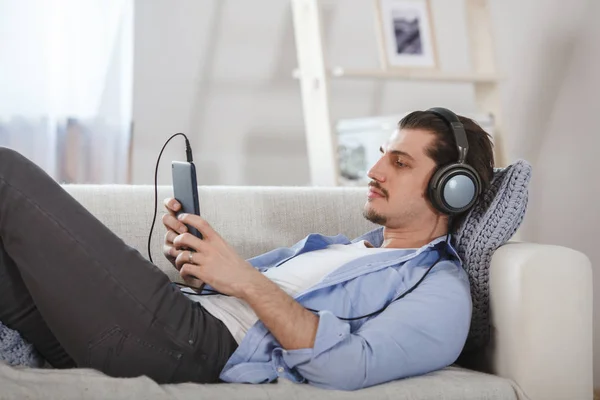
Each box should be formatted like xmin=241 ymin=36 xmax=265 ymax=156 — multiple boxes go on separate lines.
xmin=0 ymin=109 xmax=494 ymax=390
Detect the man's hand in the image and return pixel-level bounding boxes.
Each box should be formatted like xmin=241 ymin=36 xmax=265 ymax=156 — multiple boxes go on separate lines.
xmin=161 ymin=198 xmax=205 ymax=288
xmin=174 ymin=213 xmax=319 ymax=350
xmin=161 ymin=198 xmax=187 ymax=263
xmin=173 ymin=213 xmax=265 ymax=297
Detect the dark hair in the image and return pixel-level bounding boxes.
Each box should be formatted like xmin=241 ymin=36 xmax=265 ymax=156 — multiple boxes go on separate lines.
xmin=399 ymin=110 xmax=495 ymax=228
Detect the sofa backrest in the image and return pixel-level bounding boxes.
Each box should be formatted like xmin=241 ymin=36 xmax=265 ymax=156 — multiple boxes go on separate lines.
xmin=63 ymin=185 xmax=378 ymax=282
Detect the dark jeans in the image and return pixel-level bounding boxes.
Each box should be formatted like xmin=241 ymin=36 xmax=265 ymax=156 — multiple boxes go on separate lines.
xmin=0 ymin=147 xmax=237 ymax=383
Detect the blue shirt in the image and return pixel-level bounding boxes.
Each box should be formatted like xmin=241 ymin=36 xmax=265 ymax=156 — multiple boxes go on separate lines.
xmin=218 ymin=227 xmax=471 ymax=390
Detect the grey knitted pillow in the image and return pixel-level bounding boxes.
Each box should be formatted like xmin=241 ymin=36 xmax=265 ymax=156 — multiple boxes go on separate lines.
xmin=0 ymin=320 xmax=44 ymax=367
xmin=454 ymin=159 xmax=532 ymax=352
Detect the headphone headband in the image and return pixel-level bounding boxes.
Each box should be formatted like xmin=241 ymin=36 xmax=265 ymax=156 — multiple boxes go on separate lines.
xmin=426 ymin=107 xmax=469 ymax=164
xmin=424 ymin=107 xmax=481 ymax=215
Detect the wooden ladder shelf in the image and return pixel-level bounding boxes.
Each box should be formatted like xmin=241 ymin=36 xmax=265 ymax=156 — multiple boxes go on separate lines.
xmin=291 ymin=0 xmax=505 ymax=186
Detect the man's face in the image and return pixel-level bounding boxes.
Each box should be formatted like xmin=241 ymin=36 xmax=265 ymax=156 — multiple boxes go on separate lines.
xmin=363 ymin=128 xmax=439 ymax=228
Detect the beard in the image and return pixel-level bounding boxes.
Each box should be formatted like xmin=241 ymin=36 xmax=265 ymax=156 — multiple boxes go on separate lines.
xmin=363 ymin=206 xmax=387 ymax=225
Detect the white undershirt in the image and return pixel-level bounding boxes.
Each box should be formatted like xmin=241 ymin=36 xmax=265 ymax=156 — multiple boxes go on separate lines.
xmin=185 ymin=240 xmax=396 ymax=344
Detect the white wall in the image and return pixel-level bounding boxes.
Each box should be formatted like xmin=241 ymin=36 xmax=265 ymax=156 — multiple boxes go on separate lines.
xmin=132 ymin=0 xmax=477 ymax=187
xmin=133 ymin=0 xmax=308 ymax=186
xmin=491 ymin=0 xmax=599 ymax=386
xmin=133 ymin=0 xmax=600 ymax=385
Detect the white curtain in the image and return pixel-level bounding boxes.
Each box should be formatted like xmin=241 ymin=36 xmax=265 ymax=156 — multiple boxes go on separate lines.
xmin=0 ymin=0 xmax=133 ymax=183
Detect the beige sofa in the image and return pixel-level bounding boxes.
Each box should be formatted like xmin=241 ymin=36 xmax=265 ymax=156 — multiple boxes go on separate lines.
xmin=0 ymin=185 xmax=593 ymax=400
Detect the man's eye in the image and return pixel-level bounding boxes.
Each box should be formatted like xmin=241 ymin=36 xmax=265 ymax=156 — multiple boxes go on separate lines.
xmin=396 ymin=161 xmax=406 ymax=167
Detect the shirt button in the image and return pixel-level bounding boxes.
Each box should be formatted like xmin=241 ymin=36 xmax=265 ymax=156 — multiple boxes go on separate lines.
xmin=277 ymin=366 xmax=285 ymax=373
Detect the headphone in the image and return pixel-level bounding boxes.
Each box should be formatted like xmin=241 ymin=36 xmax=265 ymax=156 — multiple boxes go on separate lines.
xmin=425 ymin=107 xmax=482 ymax=215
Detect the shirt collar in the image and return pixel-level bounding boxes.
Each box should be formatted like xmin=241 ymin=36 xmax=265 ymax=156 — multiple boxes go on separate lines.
xmin=353 ymin=226 xmax=462 ymax=263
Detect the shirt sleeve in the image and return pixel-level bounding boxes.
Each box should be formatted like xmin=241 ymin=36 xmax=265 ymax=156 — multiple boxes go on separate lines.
xmin=281 ymin=261 xmax=472 ymax=390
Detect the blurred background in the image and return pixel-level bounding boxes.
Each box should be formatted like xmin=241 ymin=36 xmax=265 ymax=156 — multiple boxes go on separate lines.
xmin=0 ymin=0 xmax=598 ymax=386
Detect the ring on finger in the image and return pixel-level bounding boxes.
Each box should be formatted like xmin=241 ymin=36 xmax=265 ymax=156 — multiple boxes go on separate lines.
xmin=188 ymin=250 xmax=195 ymax=264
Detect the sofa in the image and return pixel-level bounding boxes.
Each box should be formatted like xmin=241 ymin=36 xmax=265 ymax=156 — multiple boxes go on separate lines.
xmin=0 ymin=185 xmax=593 ymax=400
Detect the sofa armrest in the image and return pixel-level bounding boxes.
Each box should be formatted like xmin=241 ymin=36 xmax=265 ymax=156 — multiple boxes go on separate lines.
xmin=484 ymin=242 xmax=593 ymax=400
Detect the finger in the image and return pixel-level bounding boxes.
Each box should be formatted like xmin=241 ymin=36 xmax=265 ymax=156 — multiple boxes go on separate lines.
xmin=162 ymin=213 xmax=188 ymax=234
xmin=162 ymin=244 xmax=173 ymax=259
xmin=180 ymin=263 xmax=204 ymax=282
xmin=163 ymin=197 xmax=182 ymax=213
xmin=182 ymin=275 xmax=205 ymax=290
xmin=164 ymin=230 xmax=178 ymax=245
xmin=173 ymin=232 xmax=207 ymax=254
xmin=174 ymin=251 xmax=188 ymax=271
xmin=177 ymin=214 xmax=217 ymax=240
xmin=164 ymin=244 xmax=183 ymax=260
xmin=174 ymin=249 xmax=203 ymax=271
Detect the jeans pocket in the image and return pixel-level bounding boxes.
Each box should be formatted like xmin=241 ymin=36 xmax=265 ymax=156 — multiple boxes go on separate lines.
xmin=85 ymin=325 xmax=183 ymax=383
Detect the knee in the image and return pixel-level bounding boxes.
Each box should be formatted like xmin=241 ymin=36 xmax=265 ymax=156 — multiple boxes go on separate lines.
xmin=0 ymin=147 xmax=25 ymax=166
xmin=0 ymin=147 xmax=27 ymax=176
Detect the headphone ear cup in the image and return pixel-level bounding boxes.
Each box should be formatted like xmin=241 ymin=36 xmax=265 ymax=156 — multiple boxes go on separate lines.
xmin=428 ymin=163 xmax=481 ymax=215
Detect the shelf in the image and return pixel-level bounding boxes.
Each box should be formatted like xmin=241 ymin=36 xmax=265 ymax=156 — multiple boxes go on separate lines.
xmin=291 ymin=0 xmax=506 ymax=186
xmin=329 ymin=67 xmax=500 ymax=84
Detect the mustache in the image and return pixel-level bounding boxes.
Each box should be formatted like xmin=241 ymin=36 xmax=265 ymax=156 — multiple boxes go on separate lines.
xmin=368 ymin=181 xmax=388 ymax=198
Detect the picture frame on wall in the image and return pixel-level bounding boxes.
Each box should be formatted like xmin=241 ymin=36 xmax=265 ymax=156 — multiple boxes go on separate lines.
xmin=375 ymin=0 xmax=437 ymax=69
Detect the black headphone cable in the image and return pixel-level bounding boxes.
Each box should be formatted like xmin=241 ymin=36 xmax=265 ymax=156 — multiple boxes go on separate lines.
xmin=147 ymin=133 xmax=193 ymax=264
xmin=174 ymin=228 xmax=453 ymax=322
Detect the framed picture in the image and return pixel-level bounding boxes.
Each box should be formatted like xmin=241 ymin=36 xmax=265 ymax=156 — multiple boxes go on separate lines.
xmin=375 ymin=0 xmax=437 ymax=69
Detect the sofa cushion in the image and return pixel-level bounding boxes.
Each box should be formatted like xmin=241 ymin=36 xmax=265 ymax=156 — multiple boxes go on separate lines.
xmin=0 ymin=362 xmax=523 ymax=400
xmin=0 ymin=184 xmax=524 ymax=397
xmin=62 ymin=184 xmax=382 ymax=282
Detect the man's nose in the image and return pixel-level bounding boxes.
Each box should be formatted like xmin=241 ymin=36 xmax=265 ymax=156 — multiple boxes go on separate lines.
xmin=367 ymin=158 xmax=386 ymax=182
